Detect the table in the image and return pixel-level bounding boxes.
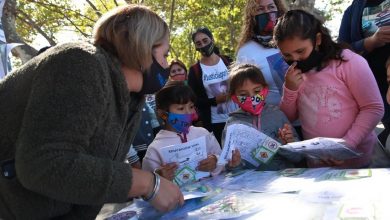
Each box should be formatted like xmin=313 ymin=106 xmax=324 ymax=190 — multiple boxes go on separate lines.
xmin=112 ymin=168 xmax=390 ymax=220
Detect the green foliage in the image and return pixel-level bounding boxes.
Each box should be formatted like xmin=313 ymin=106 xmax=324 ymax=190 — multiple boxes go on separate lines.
xmin=14 ymin=0 xmax=346 ymax=68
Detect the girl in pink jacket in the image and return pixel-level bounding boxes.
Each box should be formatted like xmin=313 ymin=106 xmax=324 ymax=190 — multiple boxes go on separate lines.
xmin=274 ymin=10 xmax=384 ymax=168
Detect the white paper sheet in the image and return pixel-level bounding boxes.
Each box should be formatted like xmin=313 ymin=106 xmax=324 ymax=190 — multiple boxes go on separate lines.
xmin=159 ymin=136 xmax=209 ymax=186
xmin=218 ymin=123 xmax=280 ymax=167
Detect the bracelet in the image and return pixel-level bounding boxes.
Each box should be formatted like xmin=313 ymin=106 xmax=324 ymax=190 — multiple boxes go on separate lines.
xmin=142 ymin=171 xmax=160 ymax=202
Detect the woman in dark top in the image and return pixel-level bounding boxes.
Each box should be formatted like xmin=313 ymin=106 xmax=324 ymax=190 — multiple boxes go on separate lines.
xmin=188 ymin=27 xmax=237 ymax=144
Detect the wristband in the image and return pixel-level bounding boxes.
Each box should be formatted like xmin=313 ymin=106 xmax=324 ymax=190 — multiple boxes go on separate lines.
xmin=142 ymin=171 xmax=160 ymax=202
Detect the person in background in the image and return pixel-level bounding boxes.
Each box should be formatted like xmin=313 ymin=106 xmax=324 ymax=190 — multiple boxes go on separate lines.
xmin=223 ymin=64 xmax=302 ymax=171
xmin=169 ymin=59 xmax=188 ymax=82
xmin=127 ymin=145 xmax=141 ymax=168
xmin=387 ymin=56 xmax=390 ymax=104
xmin=338 ymin=0 xmax=390 ymax=147
xmin=188 ymin=27 xmax=237 ymax=144
xmin=0 ymin=5 xmax=183 ymax=219
xmin=236 ymin=0 xmax=289 ymax=106
xmin=274 ymin=10 xmax=384 ymax=168
xmin=143 ymin=81 xmax=223 ymax=181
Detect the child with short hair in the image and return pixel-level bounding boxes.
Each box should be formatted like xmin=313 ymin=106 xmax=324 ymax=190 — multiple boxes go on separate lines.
xmin=142 ymin=81 xmax=222 ymax=180
xmin=274 ymin=10 xmax=384 ymax=168
xmin=223 ymin=63 xmax=302 ymax=171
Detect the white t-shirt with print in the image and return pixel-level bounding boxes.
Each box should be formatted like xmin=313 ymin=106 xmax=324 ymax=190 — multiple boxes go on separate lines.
xmin=201 ymin=58 xmax=238 ymax=123
xmin=236 ymin=40 xmax=289 ymax=106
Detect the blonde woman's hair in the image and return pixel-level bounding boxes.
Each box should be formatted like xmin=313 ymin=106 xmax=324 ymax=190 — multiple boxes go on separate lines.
xmin=236 ymin=0 xmax=287 ymax=51
xmin=93 ymin=5 xmax=169 ymax=71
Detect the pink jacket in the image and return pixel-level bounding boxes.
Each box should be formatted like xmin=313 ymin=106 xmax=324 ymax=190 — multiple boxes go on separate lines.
xmin=142 ymin=126 xmax=223 ymax=176
xmin=280 ymin=49 xmax=384 ymax=168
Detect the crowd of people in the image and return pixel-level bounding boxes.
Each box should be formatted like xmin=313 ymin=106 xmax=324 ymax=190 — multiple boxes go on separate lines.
xmin=0 ymin=0 xmax=389 ymax=219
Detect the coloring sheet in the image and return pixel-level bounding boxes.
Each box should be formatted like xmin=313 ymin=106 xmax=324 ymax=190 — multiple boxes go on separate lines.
xmin=160 ymin=136 xmax=209 ymax=186
xmin=218 ymin=123 xmax=281 ymax=167
xmin=280 ymin=137 xmax=362 ymax=161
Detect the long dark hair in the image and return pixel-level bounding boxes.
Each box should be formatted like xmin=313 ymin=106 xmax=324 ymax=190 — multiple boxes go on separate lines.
xmin=274 ymin=10 xmax=347 ymax=70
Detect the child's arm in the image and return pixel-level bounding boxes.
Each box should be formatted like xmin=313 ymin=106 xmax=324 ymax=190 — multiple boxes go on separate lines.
xmin=341 ymin=52 xmax=384 ymax=150
xmin=278 ymin=123 xmax=295 ymax=144
xmin=155 ymin=163 xmax=178 ymax=181
xmin=197 ymin=155 xmax=217 ymax=172
xmin=204 ymin=132 xmax=224 ymax=175
xmin=280 ymin=63 xmax=301 ymax=122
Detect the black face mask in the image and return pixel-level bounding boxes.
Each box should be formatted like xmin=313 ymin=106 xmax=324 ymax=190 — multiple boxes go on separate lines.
xmin=254 ymin=11 xmax=279 ymax=36
xmin=196 ymin=42 xmax=215 ymax=57
xmin=285 ymin=47 xmax=323 ymax=73
xmin=139 ymin=56 xmax=169 ymax=95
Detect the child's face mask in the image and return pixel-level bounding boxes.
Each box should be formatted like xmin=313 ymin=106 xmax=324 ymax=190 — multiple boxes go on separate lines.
xmin=166 ymin=112 xmax=198 ymax=134
xmin=231 ymin=88 xmax=269 ymax=115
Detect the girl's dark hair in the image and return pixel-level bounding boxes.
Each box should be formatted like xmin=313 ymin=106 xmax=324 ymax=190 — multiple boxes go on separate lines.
xmin=274 ymin=10 xmax=346 ymax=70
xmin=228 ymin=63 xmax=268 ymax=96
xmin=191 ymin=26 xmax=220 ymax=55
xmin=169 ymin=59 xmax=187 ymax=74
xmin=156 ymin=80 xmax=196 ymax=111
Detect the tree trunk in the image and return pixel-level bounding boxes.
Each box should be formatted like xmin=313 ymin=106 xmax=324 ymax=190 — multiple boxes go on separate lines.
xmin=229 ymin=0 xmax=235 ymax=53
xmin=2 ymin=0 xmax=37 ymax=63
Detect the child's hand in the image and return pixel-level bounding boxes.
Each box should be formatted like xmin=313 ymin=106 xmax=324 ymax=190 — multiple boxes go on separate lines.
xmin=155 ymin=163 xmax=178 ymax=181
xmin=278 ymin=123 xmax=295 ymax=144
xmin=285 ymin=62 xmax=303 ymax=91
xmin=197 ymin=155 xmax=217 ymax=172
xmin=228 ymin=149 xmax=241 ymax=168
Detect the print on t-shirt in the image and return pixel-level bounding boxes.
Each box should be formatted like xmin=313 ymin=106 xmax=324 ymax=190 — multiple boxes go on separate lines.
xmin=266 ymin=53 xmax=289 ymax=96
xmin=201 ymin=59 xmax=238 ymax=123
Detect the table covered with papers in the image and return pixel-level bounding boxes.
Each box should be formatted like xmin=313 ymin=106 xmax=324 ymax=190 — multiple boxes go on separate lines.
xmin=111 ymin=168 xmax=390 ymax=220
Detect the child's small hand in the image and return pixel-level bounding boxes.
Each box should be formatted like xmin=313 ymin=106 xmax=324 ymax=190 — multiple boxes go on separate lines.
xmin=285 ymin=62 xmax=303 ymax=91
xmin=155 ymin=163 xmax=178 ymax=181
xmin=197 ymin=155 xmax=217 ymax=172
xmin=278 ymin=123 xmax=295 ymax=144
xmin=228 ymin=149 xmax=241 ymax=168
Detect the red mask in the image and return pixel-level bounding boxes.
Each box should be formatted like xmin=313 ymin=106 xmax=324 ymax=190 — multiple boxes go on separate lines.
xmin=231 ymin=88 xmax=269 ymax=115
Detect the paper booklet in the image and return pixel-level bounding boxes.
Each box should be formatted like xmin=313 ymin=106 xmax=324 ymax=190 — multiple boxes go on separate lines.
xmin=218 ymin=123 xmax=281 ymax=167
xmin=280 ymin=137 xmax=362 ymax=161
xmin=159 ymin=136 xmax=209 ymax=186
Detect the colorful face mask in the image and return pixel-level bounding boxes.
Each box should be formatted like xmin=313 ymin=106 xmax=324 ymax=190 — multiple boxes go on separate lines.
xmin=284 ymin=46 xmax=323 ymax=73
xmin=166 ymin=112 xmax=198 ymax=134
xmin=196 ymin=42 xmax=215 ymax=57
xmin=254 ymin=11 xmax=279 ymax=36
xmin=231 ymin=88 xmax=269 ymax=115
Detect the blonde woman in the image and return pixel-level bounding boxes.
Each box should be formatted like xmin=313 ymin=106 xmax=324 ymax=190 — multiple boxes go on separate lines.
xmin=0 ymin=5 xmax=183 ymax=219
xmin=236 ymin=0 xmax=288 ymax=106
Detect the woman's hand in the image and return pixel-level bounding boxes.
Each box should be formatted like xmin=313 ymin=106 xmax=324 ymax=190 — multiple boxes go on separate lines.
xmin=228 ymin=149 xmax=241 ymax=168
xmin=365 ymin=26 xmax=390 ymax=52
xmin=285 ymin=62 xmax=303 ymax=91
xmin=278 ymin=123 xmax=295 ymax=144
xmin=128 ymin=169 xmax=183 ymax=212
xmin=150 ymin=176 xmax=184 ymax=212
xmin=197 ymin=155 xmax=217 ymax=172
xmin=155 ymin=163 xmax=178 ymax=181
